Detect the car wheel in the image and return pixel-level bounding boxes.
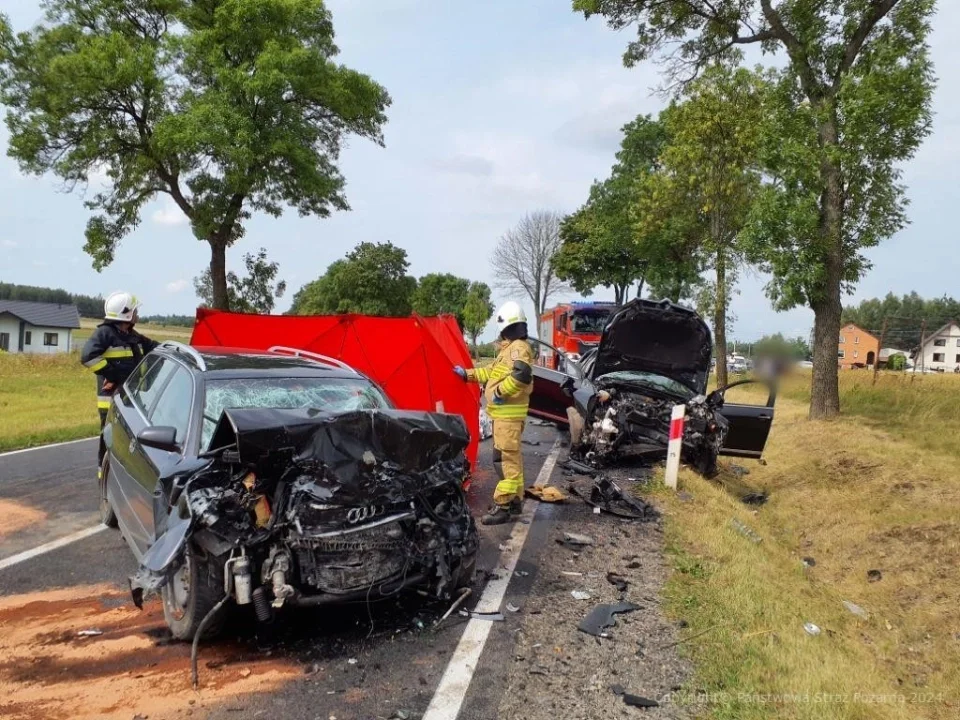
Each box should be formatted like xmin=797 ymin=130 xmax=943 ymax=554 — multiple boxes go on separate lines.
xmin=98 ymin=456 xmax=118 ymax=529
xmin=162 ymin=546 xmax=227 ymax=641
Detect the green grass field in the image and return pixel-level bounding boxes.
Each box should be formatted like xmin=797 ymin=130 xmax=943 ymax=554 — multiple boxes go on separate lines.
xmin=0 ymin=321 xmax=194 ymax=451
xmin=655 ymin=370 xmax=960 ymax=719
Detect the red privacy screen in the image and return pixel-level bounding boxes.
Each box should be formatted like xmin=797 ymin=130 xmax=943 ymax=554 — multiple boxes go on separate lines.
xmin=190 ymin=309 xmax=481 ymax=468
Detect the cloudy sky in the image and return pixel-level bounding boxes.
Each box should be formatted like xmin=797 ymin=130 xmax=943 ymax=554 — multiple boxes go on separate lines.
xmin=1 ymin=0 xmax=956 ymax=342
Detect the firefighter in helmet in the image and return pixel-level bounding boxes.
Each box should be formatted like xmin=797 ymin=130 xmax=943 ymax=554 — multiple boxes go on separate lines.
xmin=454 ymin=301 xmax=563 ymax=525
xmin=81 ymin=292 xmax=158 ymax=475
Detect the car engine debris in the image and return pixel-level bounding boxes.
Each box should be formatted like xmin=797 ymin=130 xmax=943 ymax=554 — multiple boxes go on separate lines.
xmin=130 ymin=408 xmax=478 ymax=625
xmin=570 ymin=382 xmax=728 ymax=477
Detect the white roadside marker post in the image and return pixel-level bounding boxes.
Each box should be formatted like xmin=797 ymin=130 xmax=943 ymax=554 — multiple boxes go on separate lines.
xmin=664 ymin=403 xmax=686 ymax=490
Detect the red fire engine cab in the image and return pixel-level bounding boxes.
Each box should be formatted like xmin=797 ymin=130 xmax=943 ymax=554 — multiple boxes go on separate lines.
xmin=537 ymin=301 xmax=617 ymax=370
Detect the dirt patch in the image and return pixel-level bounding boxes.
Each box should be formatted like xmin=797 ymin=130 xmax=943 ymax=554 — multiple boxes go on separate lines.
xmin=0 ymin=583 xmax=300 ymax=720
xmin=496 ymin=473 xmax=692 ymax=719
xmin=0 ymin=499 xmax=47 ymax=538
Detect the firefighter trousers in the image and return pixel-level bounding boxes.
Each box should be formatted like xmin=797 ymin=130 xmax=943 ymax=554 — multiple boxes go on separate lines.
xmin=491 ymin=418 xmax=525 ymax=505
xmin=97 ymin=409 xmax=108 ymax=478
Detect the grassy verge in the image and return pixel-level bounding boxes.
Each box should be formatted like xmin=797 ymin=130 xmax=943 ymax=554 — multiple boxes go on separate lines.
xmin=0 ymin=352 xmax=99 ymax=451
xmin=73 ymin=317 xmax=194 ymax=346
xmin=653 ymin=378 xmax=960 ymax=719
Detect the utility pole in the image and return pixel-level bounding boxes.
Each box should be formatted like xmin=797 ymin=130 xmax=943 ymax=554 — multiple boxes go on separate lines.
xmin=912 ymin=319 xmax=926 ymax=383
xmin=872 ymin=316 xmax=887 ymax=386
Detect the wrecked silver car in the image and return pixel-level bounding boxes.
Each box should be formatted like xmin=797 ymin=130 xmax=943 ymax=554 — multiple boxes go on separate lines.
xmin=99 ymin=344 xmax=477 ymax=640
xmin=529 ymin=299 xmax=776 ymax=476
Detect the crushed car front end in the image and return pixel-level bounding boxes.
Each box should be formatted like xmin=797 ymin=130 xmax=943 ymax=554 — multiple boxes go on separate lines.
xmin=131 ymin=407 xmax=478 ymax=636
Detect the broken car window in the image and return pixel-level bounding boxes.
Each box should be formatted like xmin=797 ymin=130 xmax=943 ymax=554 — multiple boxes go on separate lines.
xmin=201 ymin=377 xmax=392 ymax=450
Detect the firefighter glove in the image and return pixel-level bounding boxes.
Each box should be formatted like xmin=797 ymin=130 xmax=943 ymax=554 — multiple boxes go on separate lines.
xmin=453 ymin=365 xmax=468 ymax=381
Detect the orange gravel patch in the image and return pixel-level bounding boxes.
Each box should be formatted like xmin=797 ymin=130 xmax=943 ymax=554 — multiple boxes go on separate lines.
xmin=0 ymin=500 xmax=47 ymax=538
xmin=0 ymin=583 xmax=300 ymax=720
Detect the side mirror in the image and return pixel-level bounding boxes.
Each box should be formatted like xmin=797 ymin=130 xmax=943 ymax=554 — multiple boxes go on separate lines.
xmin=139 ymin=426 xmax=180 ymax=453
xmin=706 ymin=389 xmax=724 ymax=407
xmin=561 ymin=376 xmax=576 ymax=397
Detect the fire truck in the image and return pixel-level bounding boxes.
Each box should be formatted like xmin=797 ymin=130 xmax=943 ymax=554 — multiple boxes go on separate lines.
xmin=537 ymin=301 xmax=617 ymax=370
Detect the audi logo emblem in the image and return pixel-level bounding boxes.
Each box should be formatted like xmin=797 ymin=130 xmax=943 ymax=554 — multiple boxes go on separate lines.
xmin=346 ymin=505 xmax=384 ymax=524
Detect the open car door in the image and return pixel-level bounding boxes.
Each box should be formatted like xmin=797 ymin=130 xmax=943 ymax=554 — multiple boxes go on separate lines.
xmin=527 ymin=338 xmax=577 ymax=424
xmin=717 ymin=379 xmax=776 ymax=459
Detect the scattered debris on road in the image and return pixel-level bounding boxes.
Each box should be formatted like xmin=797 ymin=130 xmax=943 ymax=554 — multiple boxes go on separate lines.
xmin=804 ymin=622 xmax=822 ymax=636
xmin=76 ymin=629 xmax=103 ymax=637
xmin=571 ymin=590 xmax=592 ymax=601
xmin=605 ymin=572 xmax=629 ymax=593
xmin=867 ymin=569 xmax=882 ymax=582
xmin=842 ymin=600 xmax=868 ymax=619
xmin=729 ymin=518 xmax=763 ymax=544
xmin=802 ymin=556 xmax=817 ymax=567
xmin=577 ymin=602 xmax=640 ymax=637
xmin=559 ymin=532 xmax=594 ymax=547
xmin=622 ymin=693 xmax=660 ymax=709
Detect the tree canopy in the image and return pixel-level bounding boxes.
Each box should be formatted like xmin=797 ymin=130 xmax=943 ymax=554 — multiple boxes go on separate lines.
xmin=576 ymin=0 xmax=936 ymax=419
xmin=553 ymin=115 xmax=667 ymax=305
xmin=0 ymin=0 xmax=390 ymax=310
xmin=842 ymin=292 xmax=960 ymax=349
xmin=0 ymin=281 xmax=102 ymax=318
xmin=290 ymin=241 xmax=416 ymax=316
xmin=194 ymin=248 xmax=286 ymax=314
xmin=461 ymin=282 xmax=495 ymax=354
xmin=410 ymin=273 xmax=471 ymax=326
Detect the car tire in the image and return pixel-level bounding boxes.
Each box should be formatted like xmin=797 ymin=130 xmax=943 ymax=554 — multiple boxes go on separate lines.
xmin=98 ymin=456 xmax=118 ymax=529
xmin=162 ymin=546 xmax=227 ymax=641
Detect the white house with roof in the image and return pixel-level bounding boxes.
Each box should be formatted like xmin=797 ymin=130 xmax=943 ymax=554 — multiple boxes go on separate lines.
xmin=916 ymin=321 xmax=960 ymax=372
xmin=0 ymin=300 xmax=81 ymax=354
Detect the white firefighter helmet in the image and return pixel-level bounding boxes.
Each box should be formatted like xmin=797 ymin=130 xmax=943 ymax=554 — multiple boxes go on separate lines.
xmin=104 ymin=291 xmax=141 ymax=323
xmin=495 ymin=301 xmax=527 ymax=335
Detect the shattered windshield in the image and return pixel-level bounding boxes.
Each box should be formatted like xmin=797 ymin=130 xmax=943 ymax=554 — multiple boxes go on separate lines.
xmin=598 ymin=371 xmax=694 ymax=399
xmin=201 ymin=377 xmax=391 ymax=450
xmin=571 ymin=311 xmax=611 ymax=334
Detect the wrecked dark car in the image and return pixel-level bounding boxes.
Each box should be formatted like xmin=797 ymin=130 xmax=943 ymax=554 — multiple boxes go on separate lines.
xmin=529 ymin=299 xmax=776 ymax=476
xmin=99 ymin=343 xmax=477 ymax=640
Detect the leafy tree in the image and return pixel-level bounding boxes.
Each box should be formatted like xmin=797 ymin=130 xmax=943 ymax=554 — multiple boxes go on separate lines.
xmin=0 ymin=0 xmax=390 ymax=310
xmin=490 ymin=211 xmax=568 ymax=334
xmin=887 ymin=353 xmax=907 ymax=371
xmin=638 ymin=65 xmax=767 ymax=387
xmin=290 ymin=241 xmax=416 ymax=316
xmin=574 ymin=0 xmax=936 ymax=419
xmin=554 ymin=115 xmax=667 ymax=305
xmin=461 ymin=282 xmax=495 ymax=357
xmin=411 ymin=273 xmax=470 ymax=325
xmin=195 ymin=248 xmax=286 ymax=314
xmin=842 ymin=292 xmax=960 ymax=349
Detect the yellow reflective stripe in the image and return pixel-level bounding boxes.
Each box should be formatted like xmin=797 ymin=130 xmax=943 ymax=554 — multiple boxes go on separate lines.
xmin=87 ymin=359 xmax=108 ymax=372
xmin=486 ymin=404 xmax=529 ymax=419
xmin=471 ymin=367 xmax=490 ymax=383
xmin=489 ymin=365 xmax=510 ymax=381
xmin=97 ymin=397 xmax=112 ymax=409
xmin=498 ymin=376 xmax=520 ymax=396
xmin=102 ymin=347 xmax=134 ymax=359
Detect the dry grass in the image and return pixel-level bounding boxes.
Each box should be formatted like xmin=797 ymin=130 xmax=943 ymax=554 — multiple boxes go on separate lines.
xmin=0 ymin=321 xmax=194 ymax=451
xmin=653 ymin=378 xmax=960 ymax=719
xmin=0 ymin=352 xmax=99 ymax=451
xmin=73 ymin=317 xmax=193 ymax=345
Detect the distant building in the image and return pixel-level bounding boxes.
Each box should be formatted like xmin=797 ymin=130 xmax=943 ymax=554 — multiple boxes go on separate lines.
xmin=0 ymin=300 xmax=81 ymax=354
xmin=916 ymin=321 xmax=960 ymax=372
xmin=837 ymin=322 xmax=879 ymax=369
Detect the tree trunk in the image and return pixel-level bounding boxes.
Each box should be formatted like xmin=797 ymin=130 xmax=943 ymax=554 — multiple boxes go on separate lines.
xmin=636 ymin=276 xmax=645 ymax=300
xmin=713 ymin=238 xmax=728 ymax=390
xmin=614 ymin=283 xmax=626 ymax=306
xmin=209 ymin=239 xmax=230 ymax=311
xmin=809 ymin=116 xmax=844 ymax=419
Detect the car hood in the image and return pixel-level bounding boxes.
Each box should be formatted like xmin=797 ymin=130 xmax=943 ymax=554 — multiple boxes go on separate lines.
xmin=590 ymin=299 xmax=713 ymax=394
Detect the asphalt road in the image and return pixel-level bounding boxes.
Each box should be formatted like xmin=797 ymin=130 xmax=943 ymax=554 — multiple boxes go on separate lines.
xmin=0 ymin=424 xmax=565 ymax=720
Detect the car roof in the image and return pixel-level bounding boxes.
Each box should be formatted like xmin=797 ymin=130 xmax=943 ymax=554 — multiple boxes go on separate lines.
xmin=153 ymin=345 xmax=364 ymax=379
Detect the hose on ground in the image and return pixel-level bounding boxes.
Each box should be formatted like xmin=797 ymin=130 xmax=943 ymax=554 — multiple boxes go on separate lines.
xmin=191 ymin=595 xmax=229 ymax=690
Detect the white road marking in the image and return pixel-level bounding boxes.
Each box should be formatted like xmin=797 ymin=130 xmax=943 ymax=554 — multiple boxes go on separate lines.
xmin=0 ymin=525 xmax=108 ymax=570
xmin=423 ymin=441 xmax=561 ymax=720
xmin=0 ymin=437 xmax=97 ymax=459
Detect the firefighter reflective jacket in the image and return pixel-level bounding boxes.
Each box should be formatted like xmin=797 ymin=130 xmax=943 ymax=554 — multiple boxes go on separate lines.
xmin=465 ymin=338 xmax=534 ymax=420
xmin=80 ymin=323 xmax=158 ymax=410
